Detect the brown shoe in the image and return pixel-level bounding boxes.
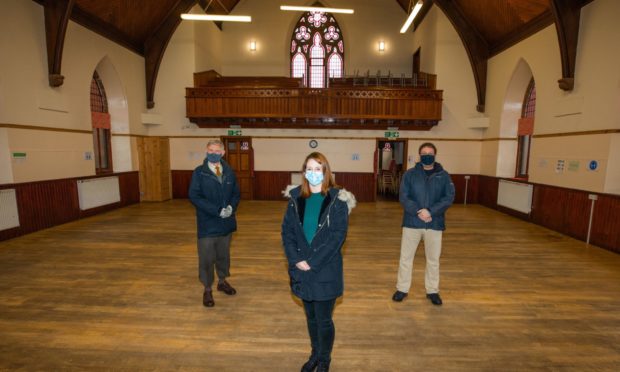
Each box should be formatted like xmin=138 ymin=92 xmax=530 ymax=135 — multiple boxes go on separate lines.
xmin=217 ymin=280 xmax=237 ymax=295
xmin=203 ymin=290 xmax=214 ymax=307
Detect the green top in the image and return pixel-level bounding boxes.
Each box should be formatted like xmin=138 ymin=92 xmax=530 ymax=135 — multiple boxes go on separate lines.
xmin=303 ymin=192 xmax=325 ymax=244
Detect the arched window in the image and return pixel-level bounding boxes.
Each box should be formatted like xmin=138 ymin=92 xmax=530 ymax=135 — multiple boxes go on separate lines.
xmin=516 ymin=78 xmax=535 ymax=178
xmin=290 ymin=9 xmax=344 ymax=88
xmin=90 ymin=71 xmax=113 ymax=174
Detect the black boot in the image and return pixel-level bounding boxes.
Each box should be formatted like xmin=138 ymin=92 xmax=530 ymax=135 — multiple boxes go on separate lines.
xmin=316 ymin=359 xmax=330 ymax=372
xmin=300 ymin=354 xmax=319 ymax=372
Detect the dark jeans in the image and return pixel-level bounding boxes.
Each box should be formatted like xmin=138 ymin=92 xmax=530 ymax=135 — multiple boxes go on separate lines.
xmin=303 ymin=298 xmax=336 ymax=362
xmin=197 ymin=234 xmax=232 ymax=289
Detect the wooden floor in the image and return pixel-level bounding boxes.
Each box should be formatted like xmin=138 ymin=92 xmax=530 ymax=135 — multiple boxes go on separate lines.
xmin=1 ymin=200 xmax=619 ymax=371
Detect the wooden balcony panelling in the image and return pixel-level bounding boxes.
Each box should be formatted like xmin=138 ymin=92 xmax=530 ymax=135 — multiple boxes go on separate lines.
xmin=186 ymin=86 xmax=443 ymax=130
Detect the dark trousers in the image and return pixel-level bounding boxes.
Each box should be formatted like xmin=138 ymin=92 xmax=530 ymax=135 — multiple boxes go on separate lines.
xmin=197 ymin=234 xmax=232 ymax=289
xmin=303 ymin=298 xmax=336 ymax=362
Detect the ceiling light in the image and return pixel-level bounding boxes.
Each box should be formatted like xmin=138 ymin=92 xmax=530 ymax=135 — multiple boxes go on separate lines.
xmin=181 ymin=14 xmax=252 ymax=22
xmin=400 ymin=0 xmax=423 ymax=33
xmin=280 ymin=5 xmax=354 ymax=14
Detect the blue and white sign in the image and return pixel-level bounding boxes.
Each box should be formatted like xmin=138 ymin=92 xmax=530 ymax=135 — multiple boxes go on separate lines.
xmin=588 ymin=160 xmax=598 ymax=171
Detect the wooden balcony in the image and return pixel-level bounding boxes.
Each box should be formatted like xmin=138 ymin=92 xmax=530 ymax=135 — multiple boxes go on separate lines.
xmin=186 ymin=71 xmax=443 ymax=130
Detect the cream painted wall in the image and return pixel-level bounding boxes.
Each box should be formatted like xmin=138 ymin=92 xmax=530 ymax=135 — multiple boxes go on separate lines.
xmin=0 ymin=129 xmax=13 ymax=184
xmin=7 ymin=129 xmax=94 ymax=183
xmin=605 ymin=134 xmax=620 ymax=194
xmin=253 ymin=138 xmax=375 ymax=172
xmin=405 ymin=140 xmax=481 ymax=175
xmin=0 ymin=0 xmax=145 ymax=183
xmin=148 ymin=21 xmax=196 ymax=137
xmin=529 ymin=134 xmax=609 ymax=193
xmin=217 ymin=0 xmax=414 ymax=77
xmin=170 ymin=137 xmax=217 ymax=170
xmin=194 ymin=6 xmax=223 ymax=73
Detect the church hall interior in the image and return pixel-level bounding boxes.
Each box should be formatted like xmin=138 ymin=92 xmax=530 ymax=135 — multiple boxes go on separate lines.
xmin=1 ymin=0 xmax=619 ymax=370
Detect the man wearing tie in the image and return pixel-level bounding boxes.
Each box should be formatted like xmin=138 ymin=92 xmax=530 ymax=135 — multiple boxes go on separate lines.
xmin=189 ymin=139 xmax=241 ymax=307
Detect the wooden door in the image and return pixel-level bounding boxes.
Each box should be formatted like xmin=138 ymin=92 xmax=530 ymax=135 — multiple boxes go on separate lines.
xmin=222 ymin=137 xmax=253 ymax=200
xmin=137 ymin=137 xmax=171 ymax=202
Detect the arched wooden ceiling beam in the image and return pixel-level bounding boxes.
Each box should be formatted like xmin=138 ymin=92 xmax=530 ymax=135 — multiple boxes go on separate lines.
xmin=144 ymin=0 xmax=197 ymax=109
xmin=550 ymin=0 xmax=581 ymax=91
xmin=432 ymin=0 xmax=489 ymax=112
xmin=43 ymin=0 xmax=76 ymax=87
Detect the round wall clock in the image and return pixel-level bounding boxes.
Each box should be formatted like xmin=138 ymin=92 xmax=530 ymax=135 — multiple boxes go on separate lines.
xmin=309 ymin=139 xmax=318 ymax=148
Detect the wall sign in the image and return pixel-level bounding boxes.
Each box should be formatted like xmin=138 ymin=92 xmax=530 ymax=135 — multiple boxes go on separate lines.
xmin=588 ymin=160 xmax=598 ymax=171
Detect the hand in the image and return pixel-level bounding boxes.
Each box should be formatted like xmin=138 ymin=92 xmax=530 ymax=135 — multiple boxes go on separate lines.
xmin=295 ymin=260 xmax=311 ymax=271
xmin=417 ymin=208 xmax=432 ymax=222
xmin=219 ymin=207 xmax=232 ymax=218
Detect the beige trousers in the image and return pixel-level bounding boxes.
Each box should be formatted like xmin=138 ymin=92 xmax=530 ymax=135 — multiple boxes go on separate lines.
xmin=396 ymin=227 xmax=443 ymax=294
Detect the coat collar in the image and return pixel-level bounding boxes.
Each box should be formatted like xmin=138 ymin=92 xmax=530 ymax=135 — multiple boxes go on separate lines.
xmin=283 ymin=185 xmax=356 ymax=214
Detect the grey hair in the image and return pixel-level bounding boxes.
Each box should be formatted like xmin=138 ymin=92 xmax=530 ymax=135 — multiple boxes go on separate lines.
xmin=206 ymin=139 xmax=224 ymax=149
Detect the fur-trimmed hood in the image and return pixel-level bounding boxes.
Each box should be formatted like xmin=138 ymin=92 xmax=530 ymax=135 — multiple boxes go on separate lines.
xmin=282 ymin=185 xmax=356 ymax=214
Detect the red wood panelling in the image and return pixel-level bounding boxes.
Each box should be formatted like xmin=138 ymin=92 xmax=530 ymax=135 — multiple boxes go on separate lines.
xmin=477 ymin=175 xmax=499 ymax=209
xmin=451 ymin=174 xmax=479 ymax=204
xmin=253 ymin=171 xmax=292 ymax=201
xmin=335 ymin=173 xmax=375 ymax=203
xmin=591 ymin=195 xmax=620 ymax=253
xmin=0 ymin=172 xmax=139 ymax=242
xmin=531 ymin=185 xmax=620 ymax=253
xmin=171 ymin=170 xmax=193 ymax=199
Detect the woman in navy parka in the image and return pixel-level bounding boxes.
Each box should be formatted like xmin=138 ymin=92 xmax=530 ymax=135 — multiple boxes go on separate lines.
xmin=282 ymin=152 xmax=356 ymax=372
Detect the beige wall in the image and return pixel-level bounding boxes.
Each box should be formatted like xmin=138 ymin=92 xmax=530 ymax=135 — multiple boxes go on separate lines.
xmin=0 ymin=0 xmax=145 ymax=183
xmin=7 ymin=129 xmax=93 ymax=182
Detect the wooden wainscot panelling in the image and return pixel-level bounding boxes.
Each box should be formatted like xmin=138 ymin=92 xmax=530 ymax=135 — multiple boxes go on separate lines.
xmin=451 ymin=174 xmax=479 ymax=205
xmin=531 ymin=185 xmax=620 ymax=253
xmin=253 ymin=171 xmax=292 ymax=201
xmin=477 ymin=175 xmax=499 ymax=210
xmin=531 ymin=184 xmax=591 ymax=240
xmin=335 ymin=172 xmax=375 ymax=203
xmin=590 ymin=194 xmax=620 ymax=254
xmin=0 ymin=172 xmax=140 ymax=241
xmin=171 ymin=170 xmax=194 ymax=199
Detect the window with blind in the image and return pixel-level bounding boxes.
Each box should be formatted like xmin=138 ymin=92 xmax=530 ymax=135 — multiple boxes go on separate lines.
xmin=516 ymin=78 xmax=536 ymax=178
xmin=90 ymin=71 xmax=113 ymax=174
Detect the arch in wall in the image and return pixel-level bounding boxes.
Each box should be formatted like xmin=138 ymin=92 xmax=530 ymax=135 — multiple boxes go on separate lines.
xmin=93 ymin=56 xmax=133 ymax=173
xmin=496 ymin=58 xmax=534 ymax=177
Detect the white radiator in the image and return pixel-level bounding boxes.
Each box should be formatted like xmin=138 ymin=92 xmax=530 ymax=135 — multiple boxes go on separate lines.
xmin=0 ymin=189 xmax=20 ymax=231
xmin=497 ymin=180 xmax=533 ymax=214
xmin=77 ymin=177 xmax=120 ymax=210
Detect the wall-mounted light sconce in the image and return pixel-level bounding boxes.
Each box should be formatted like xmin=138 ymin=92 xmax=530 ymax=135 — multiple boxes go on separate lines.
xmin=249 ymin=40 xmax=257 ymax=52
xmin=378 ymin=40 xmax=385 ymax=53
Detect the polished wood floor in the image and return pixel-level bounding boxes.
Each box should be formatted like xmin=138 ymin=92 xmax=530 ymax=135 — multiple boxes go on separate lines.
xmin=0 ymin=200 xmax=619 ymax=371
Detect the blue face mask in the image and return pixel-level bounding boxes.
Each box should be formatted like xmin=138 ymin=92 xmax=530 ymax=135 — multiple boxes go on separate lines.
xmin=207 ymin=153 xmax=223 ymax=163
xmin=305 ymin=171 xmax=324 ymax=186
xmin=420 ymin=154 xmax=435 ymax=166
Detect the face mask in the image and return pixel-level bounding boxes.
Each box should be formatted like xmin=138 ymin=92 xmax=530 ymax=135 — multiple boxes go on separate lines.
xmin=305 ymin=171 xmax=324 ymax=186
xmin=207 ymin=153 xmax=222 ymax=163
xmin=420 ymin=154 xmax=435 ymax=166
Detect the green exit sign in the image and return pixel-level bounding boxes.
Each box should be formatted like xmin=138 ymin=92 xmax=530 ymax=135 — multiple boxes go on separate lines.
xmin=384 ymin=131 xmax=399 ymax=138
xmin=227 ymin=130 xmax=242 ymax=136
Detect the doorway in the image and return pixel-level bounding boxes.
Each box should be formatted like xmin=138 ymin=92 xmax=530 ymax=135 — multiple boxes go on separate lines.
xmin=375 ymin=139 xmax=407 ymax=201
xmin=222 ymin=136 xmax=254 ymax=200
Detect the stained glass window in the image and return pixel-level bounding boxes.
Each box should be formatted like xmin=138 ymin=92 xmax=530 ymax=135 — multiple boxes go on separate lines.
xmin=290 ymin=10 xmax=344 ymax=88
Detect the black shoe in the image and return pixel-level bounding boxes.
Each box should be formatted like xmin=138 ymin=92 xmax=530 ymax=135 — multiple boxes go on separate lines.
xmin=316 ymin=360 xmax=330 ymax=372
xmin=392 ymin=290 xmax=408 ymax=302
xmin=301 ymin=354 xmax=319 ymax=372
xmin=203 ymin=290 xmax=214 ymax=307
xmin=217 ymin=280 xmax=237 ymax=295
xmin=426 ymin=293 xmax=442 ymax=305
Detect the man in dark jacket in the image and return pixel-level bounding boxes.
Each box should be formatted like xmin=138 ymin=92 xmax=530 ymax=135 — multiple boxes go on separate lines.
xmin=392 ymin=142 xmax=455 ymax=305
xmin=189 ymin=139 xmax=240 ymax=307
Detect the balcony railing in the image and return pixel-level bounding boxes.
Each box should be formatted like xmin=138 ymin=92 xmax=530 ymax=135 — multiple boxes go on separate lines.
xmin=186 ymin=71 xmax=442 ymax=130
